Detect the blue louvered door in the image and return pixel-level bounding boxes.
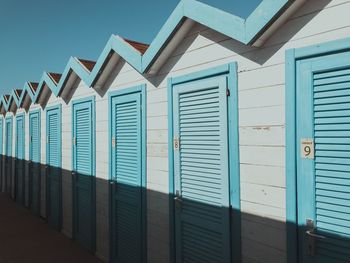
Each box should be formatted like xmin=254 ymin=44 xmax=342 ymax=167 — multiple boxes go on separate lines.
xmin=110 ymin=92 xmax=144 ymax=263
xmin=15 ymin=115 xmax=25 ymax=203
xmin=0 ymin=118 xmax=3 ymax=191
xmin=29 ymin=111 xmax=41 ymax=214
xmin=73 ymin=99 xmax=95 ymax=251
xmin=297 ymin=51 xmax=350 ymax=263
xmin=46 ymin=107 xmax=62 ymax=230
xmin=173 ymin=76 xmax=231 ymax=262
xmin=5 ymin=118 xmax=12 ymax=193
xmin=0 ymin=118 xmax=3 ymax=156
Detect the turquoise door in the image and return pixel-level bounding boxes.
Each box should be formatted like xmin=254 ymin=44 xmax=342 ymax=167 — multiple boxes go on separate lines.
xmin=5 ymin=117 xmax=12 ymax=193
xmin=296 ymin=51 xmax=350 ymax=262
xmin=0 ymin=118 xmax=3 ymax=191
xmin=110 ymin=91 xmax=144 ymax=263
xmin=172 ymin=76 xmax=231 ymax=262
xmin=29 ymin=111 xmax=41 ymax=214
xmin=0 ymin=118 xmax=3 ymax=156
xmin=46 ymin=106 xmax=62 ymax=230
xmin=72 ymin=98 xmax=95 ymax=251
xmin=15 ymin=115 xmax=25 ymax=203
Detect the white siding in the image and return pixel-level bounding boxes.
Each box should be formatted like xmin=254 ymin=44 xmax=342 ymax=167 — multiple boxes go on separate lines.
xmin=6 ymin=0 xmax=350 ymax=262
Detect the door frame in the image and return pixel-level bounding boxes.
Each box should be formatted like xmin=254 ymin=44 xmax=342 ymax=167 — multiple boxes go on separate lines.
xmin=0 ymin=117 xmax=3 ymax=155
xmin=71 ymin=96 xmax=96 ymax=174
xmin=167 ymin=62 xmax=240 ymax=263
xmin=107 ymin=84 xmax=147 ymax=262
xmin=46 ymin=104 xmax=62 ymax=167
xmin=286 ymin=36 xmax=350 ymax=263
xmin=5 ymin=116 xmax=13 ymax=157
xmin=29 ymin=109 xmax=41 ymax=162
xmin=71 ymin=95 xmax=96 ymax=251
xmin=15 ymin=113 xmax=25 ymax=159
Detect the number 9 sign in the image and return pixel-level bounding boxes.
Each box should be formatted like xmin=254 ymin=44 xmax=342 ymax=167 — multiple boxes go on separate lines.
xmin=301 ymin=139 xmax=314 ymax=159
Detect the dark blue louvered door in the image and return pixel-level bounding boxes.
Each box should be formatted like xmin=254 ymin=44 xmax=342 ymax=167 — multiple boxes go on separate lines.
xmin=297 ymin=51 xmax=350 ymax=263
xmin=15 ymin=115 xmax=25 ymax=203
xmin=0 ymin=118 xmax=3 ymax=191
xmin=29 ymin=111 xmax=41 ymax=214
xmin=46 ymin=106 xmax=62 ymax=230
xmin=5 ymin=117 xmax=12 ymax=193
xmin=72 ymin=98 xmax=95 ymax=251
xmin=110 ymin=91 xmax=144 ymax=263
xmin=172 ymin=76 xmax=231 ymax=263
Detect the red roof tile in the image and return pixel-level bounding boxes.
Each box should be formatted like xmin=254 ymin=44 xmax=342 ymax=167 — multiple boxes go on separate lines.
xmin=123 ymin=38 xmax=149 ymax=54
xmin=77 ymin=58 xmax=96 ymax=72
xmin=15 ymin=89 xmax=22 ymax=97
xmin=29 ymin=82 xmax=39 ymax=92
xmin=48 ymin=73 xmax=62 ymax=84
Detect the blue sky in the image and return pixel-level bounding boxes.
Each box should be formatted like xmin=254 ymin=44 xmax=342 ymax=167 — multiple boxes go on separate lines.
xmin=0 ymin=0 xmax=262 ymax=94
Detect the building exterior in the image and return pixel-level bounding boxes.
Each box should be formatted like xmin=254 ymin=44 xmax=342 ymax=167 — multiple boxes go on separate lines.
xmin=0 ymin=0 xmax=349 ymax=262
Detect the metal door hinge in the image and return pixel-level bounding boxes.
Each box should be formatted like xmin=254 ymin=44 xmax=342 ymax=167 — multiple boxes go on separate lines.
xmin=112 ymin=137 xmax=116 ymax=148
xmin=72 ymin=137 xmax=76 ymax=145
xmin=226 ymin=88 xmax=230 ymax=96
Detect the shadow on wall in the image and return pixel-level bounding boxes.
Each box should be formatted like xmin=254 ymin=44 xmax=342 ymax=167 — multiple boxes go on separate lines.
xmin=0 ymin=155 xmax=349 ymax=263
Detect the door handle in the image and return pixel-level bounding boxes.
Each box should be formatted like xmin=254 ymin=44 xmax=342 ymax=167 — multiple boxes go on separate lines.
xmin=174 ymin=197 xmax=183 ymax=203
xmin=306 ymin=230 xmax=326 ymax=239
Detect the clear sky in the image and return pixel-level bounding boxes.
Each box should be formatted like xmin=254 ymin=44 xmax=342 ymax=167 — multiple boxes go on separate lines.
xmin=0 ymin=0 xmax=262 ymax=94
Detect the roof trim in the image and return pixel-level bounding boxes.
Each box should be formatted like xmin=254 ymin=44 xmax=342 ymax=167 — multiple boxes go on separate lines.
xmin=1 ymin=0 xmax=298 ymax=115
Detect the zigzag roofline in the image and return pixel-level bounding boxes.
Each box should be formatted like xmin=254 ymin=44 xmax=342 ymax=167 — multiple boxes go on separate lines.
xmin=1 ymin=0 xmax=298 ymax=116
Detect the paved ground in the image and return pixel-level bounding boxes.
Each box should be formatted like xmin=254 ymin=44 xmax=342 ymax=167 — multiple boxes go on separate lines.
xmin=0 ymin=193 xmax=101 ymax=263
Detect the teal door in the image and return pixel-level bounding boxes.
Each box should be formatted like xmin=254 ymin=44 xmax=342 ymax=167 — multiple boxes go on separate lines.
xmin=29 ymin=111 xmax=41 ymax=214
xmin=296 ymin=51 xmax=350 ymax=262
xmin=172 ymin=76 xmax=231 ymax=262
xmin=15 ymin=115 xmax=25 ymax=203
xmin=110 ymin=91 xmax=145 ymax=263
xmin=46 ymin=106 xmax=62 ymax=230
xmin=0 ymin=118 xmax=3 ymax=156
xmin=0 ymin=118 xmax=3 ymax=191
xmin=5 ymin=117 xmax=12 ymax=193
xmin=72 ymin=98 xmax=95 ymax=251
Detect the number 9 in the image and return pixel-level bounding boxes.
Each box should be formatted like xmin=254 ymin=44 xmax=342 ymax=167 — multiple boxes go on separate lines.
xmin=304 ymin=146 xmax=311 ymax=156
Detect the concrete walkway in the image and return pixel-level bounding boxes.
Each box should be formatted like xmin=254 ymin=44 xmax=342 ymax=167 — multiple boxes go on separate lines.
xmin=0 ymin=193 xmax=101 ymax=263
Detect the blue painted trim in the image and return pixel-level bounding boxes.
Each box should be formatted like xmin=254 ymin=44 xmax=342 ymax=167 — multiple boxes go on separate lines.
xmin=167 ymin=77 xmax=175 ymax=263
xmin=285 ymin=36 xmax=350 ymax=263
xmin=294 ymin=36 xmax=350 ymax=59
xmin=107 ymin=84 xmax=147 ymax=262
xmin=1 ymin=0 xmax=295 ymax=115
xmin=171 ymin=64 xmax=230 ymax=85
xmin=0 ymin=117 xmax=3 ymax=155
xmin=15 ymin=112 xmax=25 ymax=159
xmin=5 ymin=115 xmax=13 ymax=157
xmin=167 ymin=62 xmax=241 ymax=263
xmin=29 ymin=108 xmax=41 ymax=163
xmin=107 ymin=84 xmax=146 ymax=184
xmin=71 ymin=95 xmax=96 ymax=176
xmin=45 ymin=104 xmax=62 ymax=167
xmin=285 ymin=48 xmax=298 ymax=263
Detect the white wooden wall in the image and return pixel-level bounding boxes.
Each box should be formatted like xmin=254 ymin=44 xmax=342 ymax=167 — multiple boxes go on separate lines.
xmin=3 ymin=0 xmax=350 ymax=262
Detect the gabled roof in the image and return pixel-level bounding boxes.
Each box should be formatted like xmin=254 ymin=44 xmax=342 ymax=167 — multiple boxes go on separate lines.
xmin=1 ymin=0 xmax=303 ymax=115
